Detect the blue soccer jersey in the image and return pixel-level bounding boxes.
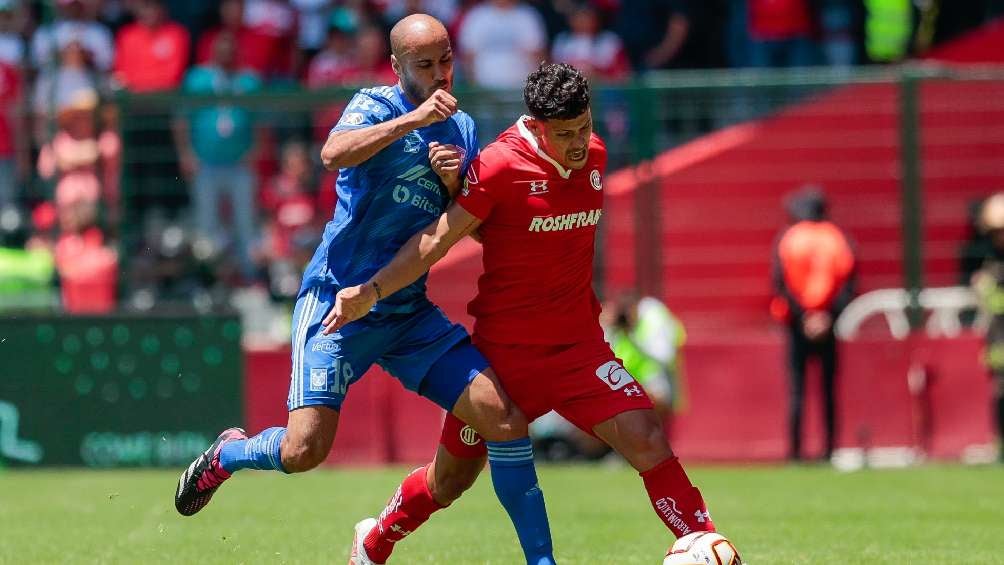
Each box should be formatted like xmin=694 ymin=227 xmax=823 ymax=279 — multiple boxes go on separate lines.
xmin=300 ymin=85 xmax=479 ymax=314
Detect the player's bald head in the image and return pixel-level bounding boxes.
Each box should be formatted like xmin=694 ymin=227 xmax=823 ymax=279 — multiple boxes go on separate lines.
xmin=389 ymin=14 xmax=455 ymax=103
xmin=390 ymin=14 xmax=449 ymax=59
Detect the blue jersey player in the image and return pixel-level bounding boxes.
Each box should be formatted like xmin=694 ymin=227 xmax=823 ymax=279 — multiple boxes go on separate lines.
xmin=174 ymin=15 xmax=555 ymax=565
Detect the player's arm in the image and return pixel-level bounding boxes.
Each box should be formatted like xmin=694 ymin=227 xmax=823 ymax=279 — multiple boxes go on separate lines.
xmin=320 ymin=89 xmax=458 ymax=171
xmin=322 ymin=203 xmax=482 ymax=333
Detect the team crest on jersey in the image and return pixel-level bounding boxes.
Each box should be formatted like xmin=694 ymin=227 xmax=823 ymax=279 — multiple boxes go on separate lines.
xmin=403 ymin=131 xmax=424 ymax=154
xmin=590 ymin=169 xmax=602 ymax=191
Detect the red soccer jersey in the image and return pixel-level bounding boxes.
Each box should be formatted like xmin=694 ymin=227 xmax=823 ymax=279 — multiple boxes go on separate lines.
xmin=457 ymin=116 xmax=607 ymax=345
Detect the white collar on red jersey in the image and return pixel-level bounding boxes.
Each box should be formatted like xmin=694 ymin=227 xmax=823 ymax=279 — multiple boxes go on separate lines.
xmin=516 ymin=115 xmax=572 ymax=179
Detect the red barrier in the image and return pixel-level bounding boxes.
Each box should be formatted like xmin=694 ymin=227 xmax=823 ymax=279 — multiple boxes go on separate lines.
xmin=244 ymin=334 xmax=994 ymax=464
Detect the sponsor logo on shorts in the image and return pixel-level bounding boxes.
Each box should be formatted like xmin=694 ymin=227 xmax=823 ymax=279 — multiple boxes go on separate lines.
xmin=459 ymin=425 xmax=481 ymax=446
xmin=594 ymin=360 xmax=636 ymax=391
xmin=309 ymin=368 xmax=327 ymax=392
xmin=311 ymin=339 xmax=338 ymax=353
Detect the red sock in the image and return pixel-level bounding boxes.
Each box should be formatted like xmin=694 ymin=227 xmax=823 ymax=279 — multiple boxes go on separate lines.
xmin=363 ymin=464 xmax=447 ymax=563
xmin=641 ymin=456 xmax=716 ymax=538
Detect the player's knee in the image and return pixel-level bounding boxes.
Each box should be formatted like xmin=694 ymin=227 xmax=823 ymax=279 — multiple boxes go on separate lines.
xmin=478 ymin=400 xmax=529 ymax=441
xmin=621 ymin=418 xmax=674 ymax=470
xmin=280 ymin=435 xmax=331 ymax=473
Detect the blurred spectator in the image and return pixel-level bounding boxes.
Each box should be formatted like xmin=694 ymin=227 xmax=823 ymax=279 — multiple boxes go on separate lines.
xmin=383 ymin=0 xmax=460 ymax=28
xmin=961 ymin=199 xmax=993 ymax=287
xmin=305 ymin=13 xmax=357 ymax=88
xmin=52 ymin=173 xmax=118 ymax=314
xmin=819 ymin=0 xmax=859 ymax=66
xmin=552 ymin=2 xmax=630 ymax=82
xmin=243 ymin=0 xmax=298 ymax=81
xmin=255 ymin=140 xmax=320 ymax=299
xmin=125 ymin=210 xmax=232 ymax=311
xmin=971 ymin=192 xmax=1004 ymax=460
xmin=0 ymin=204 xmax=55 ymax=311
xmin=601 ymin=291 xmax=687 ymax=422
xmin=197 ymin=0 xmax=272 ymax=77
xmin=31 ymin=0 xmax=114 ymax=72
xmin=36 ymin=88 xmax=119 ymax=217
xmin=0 ymin=52 xmax=20 ymax=207
xmin=112 ymin=0 xmax=189 ymax=92
xmin=331 ymin=25 xmax=397 ymax=86
xmin=771 ymin=187 xmax=856 ymax=461
xmin=614 ymin=0 xmax=692 ymax=71
xmin=173 ymin=32 xmax=262 ymax=282
xmin=863 ymin=0 xmax=912 ymax=63
xmin=0 ymin=0 xmax=25 ymax=66
xmin=458 ymin=0 xmax=546 ymax=88
xmin=32 ymin=40 xmax=100 ymax=145
xmin=305 ymin=16 xmax=357 ymax=142
xmin=747 ymin=0 xmax=817 ymax=67
xmin=291 ymin=0 xmax=332 ymax=54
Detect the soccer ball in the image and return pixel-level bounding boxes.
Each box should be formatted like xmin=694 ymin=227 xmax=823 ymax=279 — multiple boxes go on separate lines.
xmin=663 ymin=532 xmax=743 ymax=565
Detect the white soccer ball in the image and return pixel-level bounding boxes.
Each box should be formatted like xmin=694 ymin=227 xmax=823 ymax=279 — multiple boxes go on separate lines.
xmin=663 ymin=532 xmax=744 ymax=565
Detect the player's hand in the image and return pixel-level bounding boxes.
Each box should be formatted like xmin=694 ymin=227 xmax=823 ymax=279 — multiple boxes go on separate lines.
xmin=429 ymin=141 xmax=462 ymax=189
xmin=410 ymin=89 xmax=457 ymax=128
xmin=322 ymin=283 xmax=378 ymax=334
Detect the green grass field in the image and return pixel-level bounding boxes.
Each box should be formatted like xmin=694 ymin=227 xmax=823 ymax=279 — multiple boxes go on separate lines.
xmin=1 ymin=464 xmax=1002 ymax=564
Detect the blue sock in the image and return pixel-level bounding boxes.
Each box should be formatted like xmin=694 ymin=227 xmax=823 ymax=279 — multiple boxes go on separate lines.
xmin=486 ymin=437 xmax=555 ymax=565
xmin=219 ymin=427 xmax=288 ymax=473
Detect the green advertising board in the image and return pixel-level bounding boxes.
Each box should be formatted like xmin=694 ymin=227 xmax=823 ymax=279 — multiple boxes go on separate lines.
xmin=0 ymin=315 xmax=243 ymax=467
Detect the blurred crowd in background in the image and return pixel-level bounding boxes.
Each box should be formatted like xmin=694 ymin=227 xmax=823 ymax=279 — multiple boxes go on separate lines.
xmin=0 ymin=0 xmax=1001 ymax=338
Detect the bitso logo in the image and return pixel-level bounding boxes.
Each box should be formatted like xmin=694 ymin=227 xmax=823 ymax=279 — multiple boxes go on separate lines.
xmin=594 ymin=360 xmax=636 ymax=391
xmin=460 ymin=425 xmax=481 ymax=446
xmin=590 ymin=169 xmax=602 ymax=190
xmin=392 ymin=184 xmax=411 ymax=203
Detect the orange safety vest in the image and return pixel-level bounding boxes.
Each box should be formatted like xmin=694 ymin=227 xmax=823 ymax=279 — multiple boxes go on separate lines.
xmin=776 ymin=220 xmax=855 ymax=312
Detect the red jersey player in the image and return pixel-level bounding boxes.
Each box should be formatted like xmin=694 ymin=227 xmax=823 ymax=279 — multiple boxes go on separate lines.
xmin=328 ymin=63 xmax=742 ymax=562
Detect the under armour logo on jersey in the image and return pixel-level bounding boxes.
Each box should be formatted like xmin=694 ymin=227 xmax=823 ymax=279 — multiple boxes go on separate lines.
xmin=516 ymin=179 xmax=549 ymax=194
xmin=623 ymin=384 xmax=643 ymax=397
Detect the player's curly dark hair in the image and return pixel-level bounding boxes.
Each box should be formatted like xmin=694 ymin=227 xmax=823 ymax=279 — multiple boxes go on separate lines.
xmin=523 ymin=63 xmax=590 ymax=121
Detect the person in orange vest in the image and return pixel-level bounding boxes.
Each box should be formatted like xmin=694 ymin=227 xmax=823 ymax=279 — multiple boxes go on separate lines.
xmin=771 ymin=187 xmax=856 ymax=461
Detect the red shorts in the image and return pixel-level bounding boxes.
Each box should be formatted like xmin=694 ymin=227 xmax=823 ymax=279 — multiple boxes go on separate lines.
xmin=441 ymin=335 xmax=654 ymax=457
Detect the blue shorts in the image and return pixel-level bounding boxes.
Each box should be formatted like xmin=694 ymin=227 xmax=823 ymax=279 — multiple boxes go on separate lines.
xmin=287 ymin=285 xmax=489 ymax=412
